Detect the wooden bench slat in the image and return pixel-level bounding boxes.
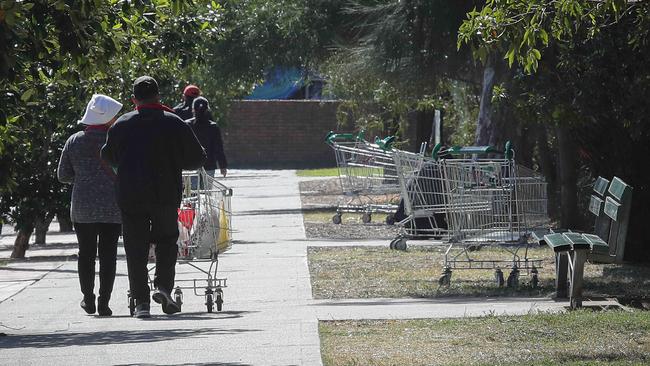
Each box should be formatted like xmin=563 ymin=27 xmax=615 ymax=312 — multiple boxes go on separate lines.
xmin=544 ymin=233 xmax=572 ymax=252
xmin=563 ymin=232 xmax=592 ymax=250
xmin=530 ymin=229 xmax=550 ymax=244
xmin=608 ymin=176 xmax=631 ymax=202
xmin=588 ymin=195 xmax=603 ymax=216
xmin=593 ymin=177 xmax=610 ymax=196
xmin=604 ymin=196 xmax=621 ymax=221
xmin=582 ymin=233 xmax=609 ymax=254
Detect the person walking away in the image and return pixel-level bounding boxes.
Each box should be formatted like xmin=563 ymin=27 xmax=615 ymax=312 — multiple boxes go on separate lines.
xmin=187 ymin=96 xmax=228 ymax=180
xmin=173 ymin=84 xmax=201 ymax=121
xmin=57 ymin=94 xmax=123 ymax=316
xmin=101 ymin=76 xmax=206 ymax=318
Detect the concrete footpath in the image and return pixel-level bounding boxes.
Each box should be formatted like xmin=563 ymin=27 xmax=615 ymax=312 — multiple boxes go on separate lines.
xmin=0 ymin=170 xmax=578 ymax=366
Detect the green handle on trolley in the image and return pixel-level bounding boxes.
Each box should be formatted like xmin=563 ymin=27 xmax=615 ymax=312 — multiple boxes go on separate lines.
xmin=504 ymin=141 xmax=513 ymax=160
xmin=325 ymin=130 xmax=365 ymax=144
xmin=375 ymin=135 xmax=395 ymax=151
xmin=431 ymin=143 xmax=443 ymax=160
xmin=440 ymin=140 xmax=514 ymax=158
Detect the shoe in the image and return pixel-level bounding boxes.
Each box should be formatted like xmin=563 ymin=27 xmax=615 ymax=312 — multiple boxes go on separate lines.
xmin=80 ymin=295 xmax=96 ymax=314
xmin=134 ymin=302 xmax=151 ymax=318
xmin=152 ymin=288 xmax=181 ymax=314
xmin=97 ymin=296 xmax=112 ymax=317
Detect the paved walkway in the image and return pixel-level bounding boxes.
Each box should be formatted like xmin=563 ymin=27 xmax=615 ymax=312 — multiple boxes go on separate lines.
xmin=0 ymin=170 xmax=605 ymax=365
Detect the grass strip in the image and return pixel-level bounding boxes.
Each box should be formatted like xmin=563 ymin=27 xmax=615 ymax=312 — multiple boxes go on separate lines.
xmin=296 ymin=168 xmax=340 ymax=177
xmin=320 ymin=310 xmax=650 ymax=365
xmin=308 ymin=246 xmax=650 ymax=299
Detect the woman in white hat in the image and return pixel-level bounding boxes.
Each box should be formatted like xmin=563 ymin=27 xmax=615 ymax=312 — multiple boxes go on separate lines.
xmin=57 ymin=94 xmax=123 ymax=316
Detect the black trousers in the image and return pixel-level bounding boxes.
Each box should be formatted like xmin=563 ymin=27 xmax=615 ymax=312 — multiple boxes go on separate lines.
xmin=73 ymin=222 xmax=121 ymax=300
xmin=121 ymin=204 xmax=179 ymax=304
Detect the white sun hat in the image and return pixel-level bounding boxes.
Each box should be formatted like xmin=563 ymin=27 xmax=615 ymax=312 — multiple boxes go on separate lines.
xmin=78 ymin=94 xmax=123 ymax=126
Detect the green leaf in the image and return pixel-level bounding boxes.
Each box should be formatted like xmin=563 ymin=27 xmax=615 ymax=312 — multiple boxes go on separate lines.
xmin=531 ymin=48 xmax=541 ymax=60
xmin=21 ymin=89 xmax=36 ymax=102
xmin=504 ymin=47 xmax=515 ymax=67
xmin=112 ymin=22 xmax=123 ymax=29
xmin=539 ymin=29 xmax=549 ymax=45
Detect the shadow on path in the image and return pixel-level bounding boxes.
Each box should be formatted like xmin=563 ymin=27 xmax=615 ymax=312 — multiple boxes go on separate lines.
xmin=0 ymin=326 xmax=260 ymax=349
xmin=235 ymin=207 xmax=324 ymax=217
xmin=115 ymin=363 xmax=252 ymax=366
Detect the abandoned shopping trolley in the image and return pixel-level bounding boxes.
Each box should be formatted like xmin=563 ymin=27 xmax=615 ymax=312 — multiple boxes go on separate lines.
xmin=391 ymin=143 xmax=549 ymax=287
xmin=325 ymin=131 xmax=400 ymax=224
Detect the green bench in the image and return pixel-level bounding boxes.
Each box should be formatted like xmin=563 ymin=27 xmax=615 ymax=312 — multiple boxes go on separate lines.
xmin=532 ymin=176 xmax=633 ymax=309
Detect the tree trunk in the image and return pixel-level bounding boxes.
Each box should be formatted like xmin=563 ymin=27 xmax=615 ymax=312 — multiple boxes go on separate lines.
xmin=475 ymin=56 xmax=497 ymax=146
xmin=11 ymin=227 xmax=33 ymax=259
xmin=536 ymin=124 xmax=558 ymax=219
xmin=34 ymin=215 xmax=53 ymax=245
xmin=556 ymin=124 xmax=579 ymax=228
xmin=57 ymin=212 xmax=73 ymax=232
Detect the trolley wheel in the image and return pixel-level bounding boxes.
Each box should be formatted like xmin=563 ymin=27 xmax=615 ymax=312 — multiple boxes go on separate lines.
xmin=507 ymin=267 xmax=520 ymax=288
xmin=394 ymin=238 xmax=407 ymax=251
xmin=385 ymin=214 xmax=395 ymax=226
xmin=332 ymin=213 xmax=342 ymax=225
xmin=127 ymin=290 xmax=135 ymax=317
xmin=216 ymin=289 xmax=224 ymax=312
xmin=531 ymin=272 xmax=539 ymax=289
xmin=494 ymin=268 xmax=505 ymax=287
xmin=361 ymin=212 xmax=372 ymax=224
xmin=438 ymin=268 xmax=452 ymax=287
xmin=438 ymin=273 xmax=451 ymax=286
xmin=174 ymin=287 xmax=183 ymax=310
xmin=206 ymin=294 xmax=214 ymax=313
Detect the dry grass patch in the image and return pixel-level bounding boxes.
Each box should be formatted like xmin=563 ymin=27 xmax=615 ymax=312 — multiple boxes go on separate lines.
xmin=308 ymin=246 xmax=650 ymax=299
xmin=320 ymin=310 xmax=650 ymax=366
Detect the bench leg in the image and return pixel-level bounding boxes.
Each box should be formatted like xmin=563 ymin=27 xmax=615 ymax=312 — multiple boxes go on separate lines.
xmin=555 ymin=252 xmax=568 ymax=298
xmin=569 ymin=249 xmax=587 ymax=309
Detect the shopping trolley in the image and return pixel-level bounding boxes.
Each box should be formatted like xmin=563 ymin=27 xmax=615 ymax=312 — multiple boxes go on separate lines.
xmin=325 ymin=131 xmax=400 ymax=224
xmin=391 ymin=143 xmax=549 ymax=287
xmin=127 ymin=169 xmax=233 ymax=314
xmin=389 ymin=146 xmax=450 ymax=250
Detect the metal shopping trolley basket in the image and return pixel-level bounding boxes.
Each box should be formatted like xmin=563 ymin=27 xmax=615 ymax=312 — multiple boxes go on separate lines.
xmin=127 ymin=169 xmax=233 ymax=314
xmin=437 ymin=143 xmax=549 ymax=287
xmin=325 ymin=131 xmax=400 ymax=224
xmin=389 ymin=146 xmax=450 ymax=250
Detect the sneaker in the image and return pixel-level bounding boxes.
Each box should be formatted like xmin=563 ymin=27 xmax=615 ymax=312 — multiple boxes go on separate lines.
xmin=80 ymin=295 xmax=96 ymax=315
xmin=152 ymin=288 xmax=181 ymax=314
xmin=97 ymin=297 xmax=112 ymax=317
xmin=134 ymin=303 xmax=151 ymax=318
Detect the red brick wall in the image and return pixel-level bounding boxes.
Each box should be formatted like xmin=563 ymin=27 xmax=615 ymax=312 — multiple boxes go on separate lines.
xmin=222 ymin=100 xmax=341 ymax=168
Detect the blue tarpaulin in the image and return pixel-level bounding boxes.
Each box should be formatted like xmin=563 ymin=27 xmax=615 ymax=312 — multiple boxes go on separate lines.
xmin=245 ymin=67 xmax=305 ymax=100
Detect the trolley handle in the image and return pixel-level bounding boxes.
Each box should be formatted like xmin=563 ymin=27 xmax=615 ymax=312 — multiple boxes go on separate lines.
xmin=325 ymin=130 xmax=365 ymax=144
xmin=436 ymin=141 xmax=514 ymax=159
xmin=374 ymin=135 xmax=395 ymax=151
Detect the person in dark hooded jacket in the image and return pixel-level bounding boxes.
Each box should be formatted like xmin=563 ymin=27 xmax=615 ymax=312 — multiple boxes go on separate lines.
xmin=186 ymin=96 xmax=228 ymax=178
xmin=173 ymin=84 xmax=201 ymax=121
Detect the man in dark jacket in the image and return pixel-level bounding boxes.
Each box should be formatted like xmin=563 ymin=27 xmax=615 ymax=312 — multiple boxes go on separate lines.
xmin=187 ymin=96 xmax=228 ymax=178
xmin=101 ymin=76 xmax=206 ymax=318
xmin=173 ymin=84 xmax=201 ymax=121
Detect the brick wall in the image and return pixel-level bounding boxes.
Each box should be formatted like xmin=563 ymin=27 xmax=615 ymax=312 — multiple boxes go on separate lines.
xmin=222 ymin=100 xmax=341 ymax=168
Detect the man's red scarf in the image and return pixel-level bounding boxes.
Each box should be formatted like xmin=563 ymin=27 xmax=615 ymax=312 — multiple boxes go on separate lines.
xmin=135 ymin=103 xmax=175 ymax=113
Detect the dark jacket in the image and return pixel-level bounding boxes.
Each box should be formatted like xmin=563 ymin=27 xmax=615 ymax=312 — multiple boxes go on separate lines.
xmin=101 ymin=107 xmax=206 ymax=210
xmin=173 ymin=101 xmax=194 ymax=122
xmin=186 ymin=117 xmax=227 ymax=171
xmin=57 ymin=128 xmax=122 ymax=223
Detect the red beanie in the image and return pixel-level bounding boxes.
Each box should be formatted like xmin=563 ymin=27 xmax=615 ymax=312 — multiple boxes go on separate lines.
xmin=183 ymin=85 xmax=201 ymax=97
